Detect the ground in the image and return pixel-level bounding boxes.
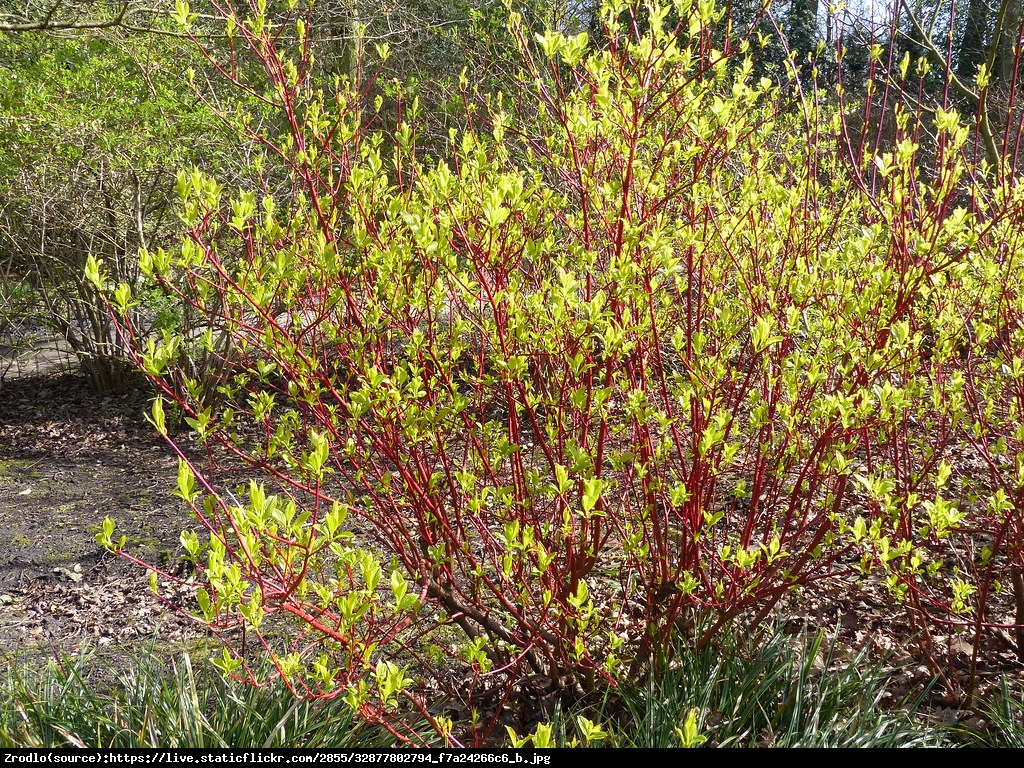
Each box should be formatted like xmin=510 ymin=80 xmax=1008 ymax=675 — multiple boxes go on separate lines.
xmin=0 ymin=370 xmax=197 ymax=654
xmin=1 ymin=356 xmax=1022 ymax=734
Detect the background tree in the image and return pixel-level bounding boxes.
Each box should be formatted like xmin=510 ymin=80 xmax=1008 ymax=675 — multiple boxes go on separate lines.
xmin=957 ymin=0 xmax=989 ymax=81
xmin=0 ymin=0 xmax=594 ymax=394
xmin=0 ymin=24 xmax=225 ymax=392
xmin=786 ymin=0 xmax=819 ymax=79
xmin=894 ymin=0 xmax=1024 ymax=174
xmin=0 ymin=0 xmax=190 ymax=32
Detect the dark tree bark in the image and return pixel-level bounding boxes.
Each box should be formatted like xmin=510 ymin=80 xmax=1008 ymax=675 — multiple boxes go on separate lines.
xmin=994 ymin=0 xmax=1023 ymax=82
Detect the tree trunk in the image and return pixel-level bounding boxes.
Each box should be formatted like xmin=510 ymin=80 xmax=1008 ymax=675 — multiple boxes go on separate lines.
xmin=994 ymin=0 xmax=1023 ymax=83
xmin=326 ymin=1 xmax=361 ymax=84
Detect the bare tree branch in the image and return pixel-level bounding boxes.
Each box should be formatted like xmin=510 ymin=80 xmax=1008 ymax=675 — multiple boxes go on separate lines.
xmin=0 ymin=14 xmax=124 ymax=31
xmin=0 ymin=0 xmax=128 ymax=31
xmin=0 ymin=0 xmax=180 ymax=32
xmin=899 ymin=0 xmax=1002 ymax=174
xmin=0 ymin=1 xmax=228 ymax=38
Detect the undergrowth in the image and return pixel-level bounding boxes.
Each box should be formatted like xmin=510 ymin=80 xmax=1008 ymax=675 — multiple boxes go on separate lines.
xmin=0 ymin=625 xmax=971 ymax=748
xmin=0 ymin=644 xmax=398 ymax=748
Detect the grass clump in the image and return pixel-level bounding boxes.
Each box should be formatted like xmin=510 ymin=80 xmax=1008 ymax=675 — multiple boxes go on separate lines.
xmin=616 ymin=626 xmax=944 ymax=748
xmin=955 ymin=679 xmax=1024 ymax=748
xmin=515 ymin=623 xmax=949 ymax=748
xmin=0 ymin=645 xmax=397 ymax=748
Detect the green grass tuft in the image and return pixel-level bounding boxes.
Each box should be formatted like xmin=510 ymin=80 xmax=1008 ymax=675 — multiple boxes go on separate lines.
xmin=606 ymin=624 xmax=947 ymax=748
xmin=0 ymin=645 xmax=397 ymax=748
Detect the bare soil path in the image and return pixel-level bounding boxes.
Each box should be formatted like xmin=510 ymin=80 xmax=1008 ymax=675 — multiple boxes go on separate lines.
xmin=0 ymin=371 xmax=197 ymax=655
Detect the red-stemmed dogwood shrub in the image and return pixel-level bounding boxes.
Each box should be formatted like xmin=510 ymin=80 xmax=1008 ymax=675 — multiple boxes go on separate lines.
xmin=90 ymin=0 xmax=1022 ymax=740
xmin=822 ymin=34 xmax=1024 ymax=700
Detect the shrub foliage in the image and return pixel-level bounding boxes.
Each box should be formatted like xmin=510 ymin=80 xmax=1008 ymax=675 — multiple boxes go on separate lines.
xmin=93 ymin=0 xmax=1024 ymax=742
